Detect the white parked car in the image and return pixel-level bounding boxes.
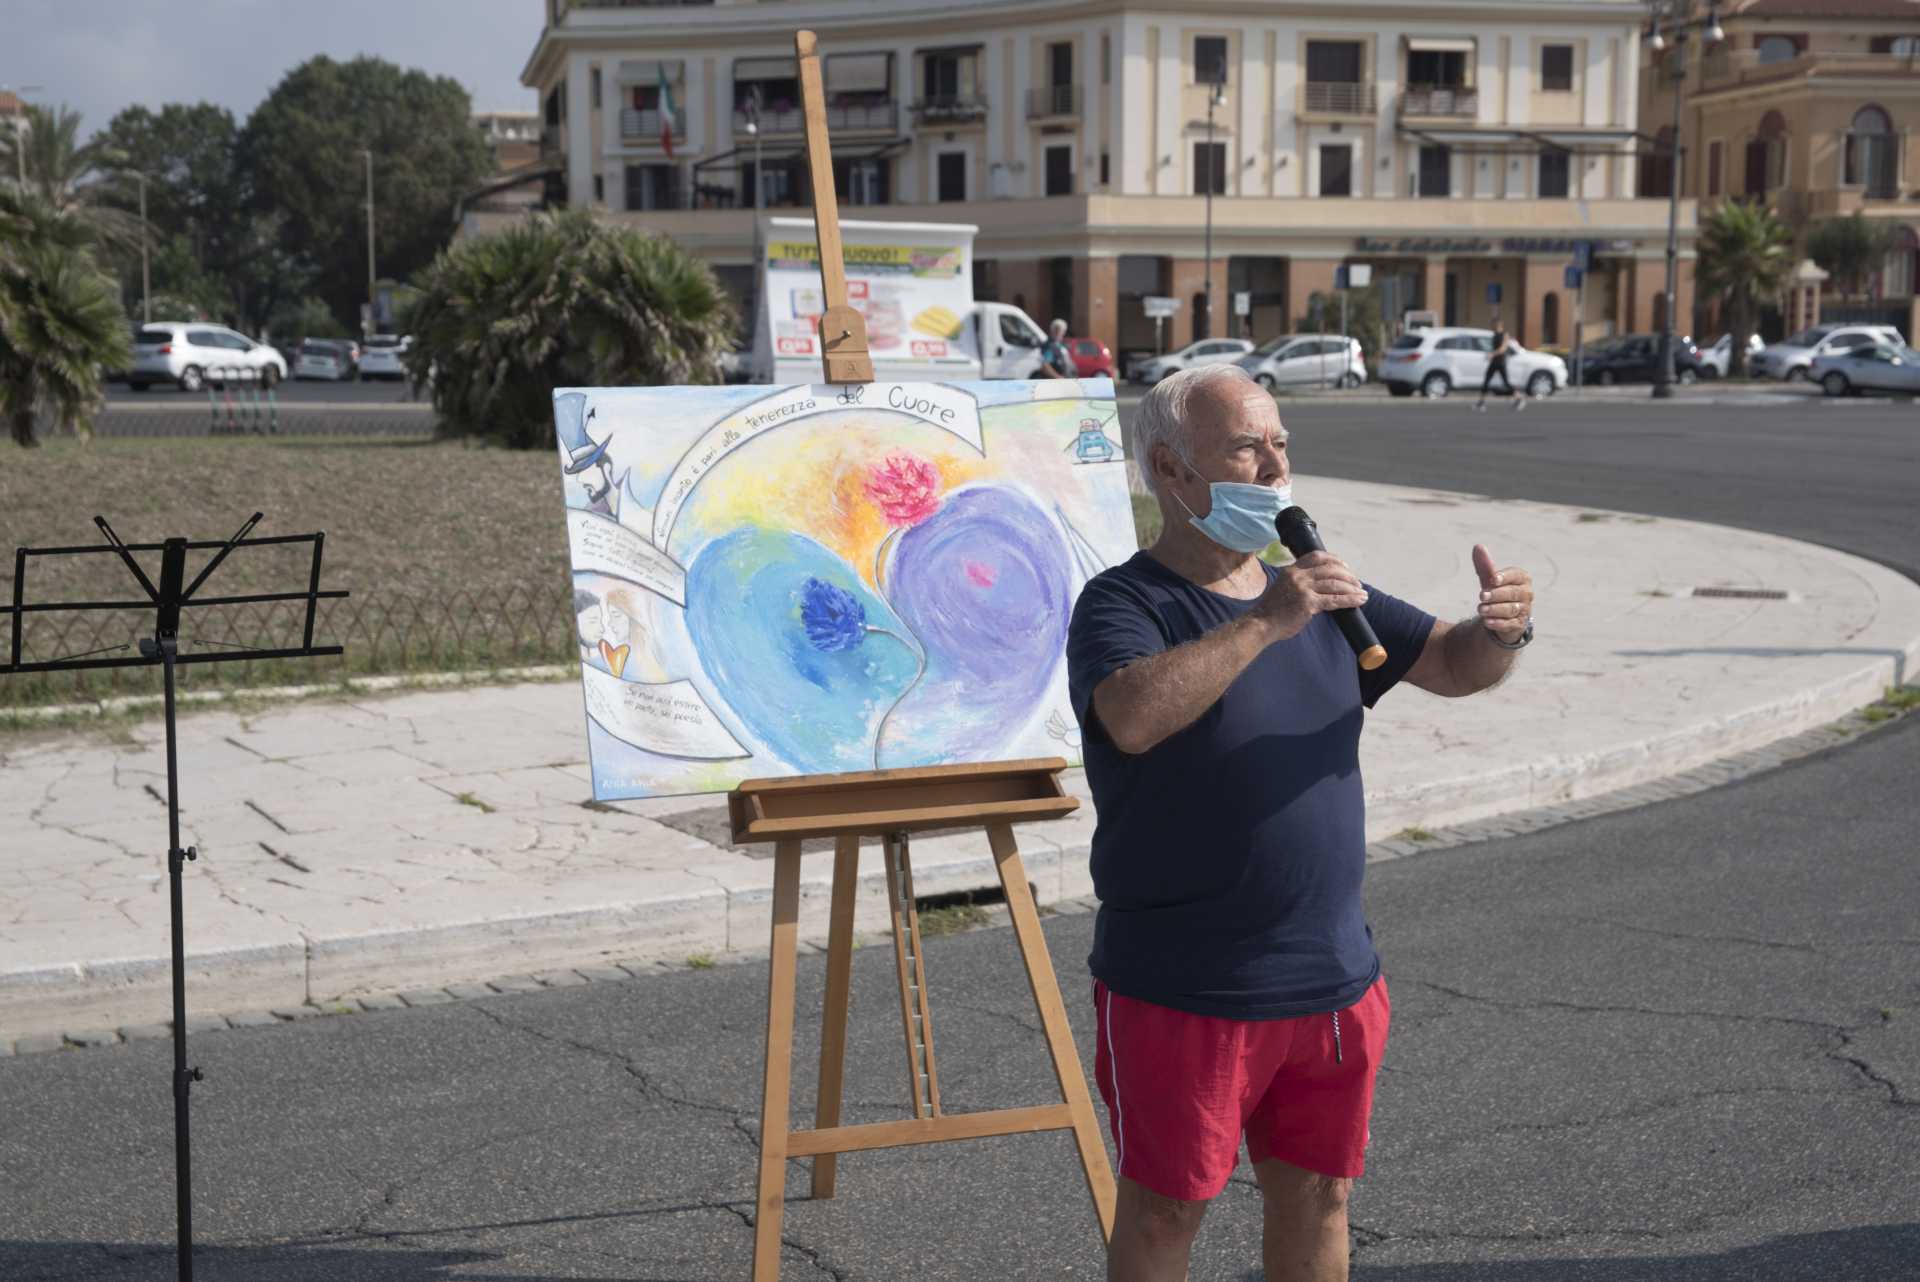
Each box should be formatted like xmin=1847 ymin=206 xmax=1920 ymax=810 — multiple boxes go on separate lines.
xmin=1698 ymin=332 xmax=1764 ymax=379
xmin=1129 ymin=338 xmax=1255 ymax=385
xmin=1379 ymin=326 xmax=1566 ymax=399
xmin=1749 ymin=324 xmax=1904 ymax=381
xmin=295 ymin=339 xmax=358 ymax=382
xmin=1237 ymin=334 xmax=1367 ymax=390
xmin=1811 ymin=342 xmax=1920 ymax=397
xmin=128 ymin=323 xmax=288 ymax=393
xmin=358 ymin=334 xmax=410 ymax=380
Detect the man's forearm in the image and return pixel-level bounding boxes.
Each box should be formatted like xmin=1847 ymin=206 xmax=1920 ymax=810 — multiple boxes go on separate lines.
xmin=1093 ymin=613 xmax=1278 ymax=754
xmin=1443 ymin=616 xmax=1520 ymax=694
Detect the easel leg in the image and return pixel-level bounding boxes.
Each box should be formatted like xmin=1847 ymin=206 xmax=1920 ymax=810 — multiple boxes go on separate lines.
xmin=753 ymin=840 xmax=803 ymax=1281
xmin=810 ymin=834 xmax=860 ymax=1199
xmin=882 ymin=832 xmax=941 ymax=1118
xmin=987 ymin=823 xmax=1117 ymax=1244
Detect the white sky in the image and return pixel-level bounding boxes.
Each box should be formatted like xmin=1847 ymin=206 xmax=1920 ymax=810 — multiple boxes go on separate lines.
xmin=7 ymin=0 xmax=540 ymax=138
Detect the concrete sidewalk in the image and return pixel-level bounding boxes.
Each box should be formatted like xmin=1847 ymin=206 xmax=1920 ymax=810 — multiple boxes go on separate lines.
xmin=5 ymin=475 xmax=1917 ymax=1043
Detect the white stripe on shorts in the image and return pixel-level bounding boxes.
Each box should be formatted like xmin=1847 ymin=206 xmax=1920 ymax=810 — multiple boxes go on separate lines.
xmin=1102 ymin=983 xmax=1126 ymax=1173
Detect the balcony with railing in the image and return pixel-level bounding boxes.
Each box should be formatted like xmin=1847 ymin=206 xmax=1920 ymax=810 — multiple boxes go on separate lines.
xmin=733 ymin=100 xmax=898 ymax=135
xmin=1303 ymin=82 xmax=1377 ymax=115
xmin=619 ymin=107 xmax=685 ymax=143
xmin=1400 ymin=87 xmax=1478 ymax=118
xmin=913 ymin=94 xmax=989 ymax=124
xmin=1026 ymin=84 xmax=1082 ymax=120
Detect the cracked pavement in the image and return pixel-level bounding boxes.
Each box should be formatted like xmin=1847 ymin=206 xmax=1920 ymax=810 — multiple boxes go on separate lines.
xmin=2 ymin=713 xmax=1915 ymax=1279
xmin=6 ymin=475 xmax=1919 ymax=1040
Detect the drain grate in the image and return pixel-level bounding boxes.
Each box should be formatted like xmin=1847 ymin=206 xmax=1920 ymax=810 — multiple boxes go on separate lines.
xmin=1690 ymin=587 xmax=1791 ymax=601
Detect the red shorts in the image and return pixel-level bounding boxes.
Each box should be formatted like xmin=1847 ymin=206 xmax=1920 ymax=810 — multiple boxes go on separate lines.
xmin=1092 ymin=976 xmax=1391 ymax=1201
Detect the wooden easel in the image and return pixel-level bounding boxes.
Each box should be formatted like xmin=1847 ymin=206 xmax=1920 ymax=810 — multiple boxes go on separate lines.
xmin=732 ymin=31 xmax=1116 ymax=1280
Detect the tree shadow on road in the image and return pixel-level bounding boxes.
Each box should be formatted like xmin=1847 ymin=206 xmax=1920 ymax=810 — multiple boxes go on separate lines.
xmin=0 ymin=1238 xmax=717 ymax=1282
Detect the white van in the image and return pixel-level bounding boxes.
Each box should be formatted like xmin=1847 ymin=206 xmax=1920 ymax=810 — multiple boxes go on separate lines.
xmin=750 ymin=217 xmax=1057 ymax=384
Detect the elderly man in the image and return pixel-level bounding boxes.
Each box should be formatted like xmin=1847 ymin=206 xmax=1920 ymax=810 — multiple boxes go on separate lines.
xmin=1067 ymin=364 xmax=1534 ymax=1282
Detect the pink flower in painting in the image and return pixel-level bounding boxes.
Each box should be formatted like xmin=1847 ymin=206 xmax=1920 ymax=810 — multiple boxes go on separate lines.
xmin=864 ymin=452 xmax=941 ymax=526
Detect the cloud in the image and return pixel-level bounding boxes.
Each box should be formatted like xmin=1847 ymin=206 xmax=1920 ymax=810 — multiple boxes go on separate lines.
xmin=13 ymin=0 xmax=537 ymax=135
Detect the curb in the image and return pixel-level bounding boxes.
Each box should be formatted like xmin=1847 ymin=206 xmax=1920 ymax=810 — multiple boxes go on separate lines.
xmin=9 ymin=690 xmax=1913 ymax=1059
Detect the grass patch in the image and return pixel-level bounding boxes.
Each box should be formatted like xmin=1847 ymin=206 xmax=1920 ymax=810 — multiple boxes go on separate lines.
xmin=1 ymin=435 xmax=574 ymax=708
xmin=454 ymin=791 xmax=496 ymax=814
xmin=1575 ymin=513 xmax=1612 ymax=524
xmin=1881 ymin=685 xmax=1920 ymax=712
xmin=917 ymin=902 xmax=993 ymax=937
xmin=1859 ymin=706 xmax=1895 ymax=724
xmin=1639 ymin=589 xmax=1672 ymax=598
xmin=1396 ymin=825 xmax=1439 ymax=843
xmin=685 ymin=952 xmax=716 ymax=970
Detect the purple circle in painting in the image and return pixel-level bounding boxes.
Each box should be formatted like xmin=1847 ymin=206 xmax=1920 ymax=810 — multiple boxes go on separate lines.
xmin=884 ymin=485 xmax=1071 ymax=756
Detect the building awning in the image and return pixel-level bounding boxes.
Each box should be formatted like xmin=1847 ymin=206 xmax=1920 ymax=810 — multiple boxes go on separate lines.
xmin=734 ymin=57 xmax=799 ymax=81
xmin=827 ymin=52 xmax=891 ymax=94
xmin=1406 ymin=37 xmax=1476 ymax=53
xmin=693 ymin=136 xmax=911 ymax=174
xmin=616 ymin=60 xmax=683 ymax=84
xmin=916 ymin=43 xmax=984 ymax=58
xmin=1401 ymin=125 xmax=1656 ymax=152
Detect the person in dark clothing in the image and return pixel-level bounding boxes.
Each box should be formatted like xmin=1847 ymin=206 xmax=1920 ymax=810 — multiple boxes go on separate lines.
xmin=1475 ymin=323 xmax=1524 ymax=411
xmin=1068 ymin=363 xmax=1536 ymax=1281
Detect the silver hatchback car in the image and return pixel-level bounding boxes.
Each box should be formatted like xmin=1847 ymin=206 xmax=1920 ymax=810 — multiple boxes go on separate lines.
xmin=129 ymin=323 xmax=287 ymax=393
xmin=1237 ymin=334 xmax=1367 ymax=390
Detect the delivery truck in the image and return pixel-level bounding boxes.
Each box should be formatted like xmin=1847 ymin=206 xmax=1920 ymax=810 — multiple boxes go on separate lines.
xmin=748 ymin=217 xmax=1055 ymax=384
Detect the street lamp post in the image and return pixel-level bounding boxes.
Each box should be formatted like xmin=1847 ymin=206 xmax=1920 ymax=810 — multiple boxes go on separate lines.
xmin=138 ymin=171 xmax=151 ymax=324
xmin=1202 ymin=78 xmax=1226 ymax=341
xmin=1648 ymin=2 xmax=1722 ymax=400
xmin=362 ymin=148 xmax=376 ymax=337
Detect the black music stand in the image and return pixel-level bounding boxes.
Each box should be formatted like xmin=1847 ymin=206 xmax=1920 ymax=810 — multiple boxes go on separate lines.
xmin=1 ymin=513 xmax=346 ymax=1282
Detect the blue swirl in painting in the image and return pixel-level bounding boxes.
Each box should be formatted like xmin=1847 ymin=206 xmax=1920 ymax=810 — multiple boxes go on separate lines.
xmin=685 ymin=530 xmax=917 ymax=774
xmin=879 ymin=485 xmax=1072 ymax=765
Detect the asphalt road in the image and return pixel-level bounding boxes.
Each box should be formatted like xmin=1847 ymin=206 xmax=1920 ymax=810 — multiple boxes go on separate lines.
xmin=104 ymin=379 xmax=422 ymax=407
xmin=3 ymin=711 xmax=1915 ymax=1280
xmin=1269 ymin=397 xmax=1920 ymax=584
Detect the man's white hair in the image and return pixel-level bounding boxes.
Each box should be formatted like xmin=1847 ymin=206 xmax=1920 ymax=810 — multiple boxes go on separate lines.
xmin=1049 ymin=317 xmax=1068 ymax=334
xmin=1132 ymin=363 xmax=1258 ymax=495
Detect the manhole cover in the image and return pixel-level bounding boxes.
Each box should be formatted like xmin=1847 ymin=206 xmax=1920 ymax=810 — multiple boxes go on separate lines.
xmin=1690 ymin=587 xmax=1791 ymax=601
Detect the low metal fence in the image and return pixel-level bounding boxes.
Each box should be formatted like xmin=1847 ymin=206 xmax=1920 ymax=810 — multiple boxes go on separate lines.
xmin=2 ymin=584 xmax=577 ymax=707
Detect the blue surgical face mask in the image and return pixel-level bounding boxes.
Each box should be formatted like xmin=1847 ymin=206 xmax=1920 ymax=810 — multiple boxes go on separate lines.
xmin=1170 ymin=452 xmax=1293 ymax=554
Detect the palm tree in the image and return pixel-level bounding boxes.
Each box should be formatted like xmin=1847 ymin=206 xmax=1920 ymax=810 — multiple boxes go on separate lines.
xmin=1695 ymin=200 xmax=1795 ymax=379
xmin=404 ymin=209 xmax=737 ymax=447
xmin=0 ymin=103 xmax=140 ymax=250
xmin=0 ymin=189 xmax=132 ymax=447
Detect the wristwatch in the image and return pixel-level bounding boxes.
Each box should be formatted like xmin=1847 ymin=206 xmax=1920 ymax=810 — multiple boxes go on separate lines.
xmin=1486 ymin=616 xmax=1534 ymax=650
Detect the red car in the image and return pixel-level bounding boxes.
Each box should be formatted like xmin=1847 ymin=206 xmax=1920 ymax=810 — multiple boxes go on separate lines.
xmin=1067 ymin=336 xmax=1116 ymax=381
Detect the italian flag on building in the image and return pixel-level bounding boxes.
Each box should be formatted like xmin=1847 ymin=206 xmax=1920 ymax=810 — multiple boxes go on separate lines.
xmin=658 ymin=67 xmax=675 ymax=159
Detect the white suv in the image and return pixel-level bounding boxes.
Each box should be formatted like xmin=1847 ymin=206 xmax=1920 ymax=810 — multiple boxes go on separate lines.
xmin=1380 ymin=327 xmax=1567 ymax=399
xmin=1750 ymin=324 xmax=1905 ymax=382
xmin=129 ymin=323 xmax=288 ymax=393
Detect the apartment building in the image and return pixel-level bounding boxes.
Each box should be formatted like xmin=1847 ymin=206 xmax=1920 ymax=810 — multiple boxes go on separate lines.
xmin=1641 ymin=0 xmax=1920 ymax=339
xmin=506 ymin=0 xmax=1687 ymax=361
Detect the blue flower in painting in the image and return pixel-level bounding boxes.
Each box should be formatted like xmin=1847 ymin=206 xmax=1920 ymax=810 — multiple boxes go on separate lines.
xmin=799 ymin=577 xmax=867 ymax=652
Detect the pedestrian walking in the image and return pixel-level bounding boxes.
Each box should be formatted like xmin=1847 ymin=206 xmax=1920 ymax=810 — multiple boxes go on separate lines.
xmin=1039 ymin=318 xmax=1076 ymax=379
xmin=1066 ymin=365 xmax=1536 ymax=1282
xmin=1475 ymin=323 xmax=1525 ymax=411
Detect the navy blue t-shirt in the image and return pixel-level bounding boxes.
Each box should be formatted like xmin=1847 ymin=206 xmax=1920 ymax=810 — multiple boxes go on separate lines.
xmin=1066 ymin=551 xmax=1437 ymax=1019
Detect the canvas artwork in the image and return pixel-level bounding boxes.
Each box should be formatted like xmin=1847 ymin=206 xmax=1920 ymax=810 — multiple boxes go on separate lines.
xmin=552 ymin=379 xmax=1136 ymax=800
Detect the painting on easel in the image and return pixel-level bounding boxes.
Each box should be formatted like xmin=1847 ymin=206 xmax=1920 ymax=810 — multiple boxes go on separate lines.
xmin=553 ymin=378 xmax=1133 ymax=800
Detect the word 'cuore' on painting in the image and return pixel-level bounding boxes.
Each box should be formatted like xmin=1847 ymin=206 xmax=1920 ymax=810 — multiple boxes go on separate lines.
xmin=552 ymin=379 xmax=1135 ymax=801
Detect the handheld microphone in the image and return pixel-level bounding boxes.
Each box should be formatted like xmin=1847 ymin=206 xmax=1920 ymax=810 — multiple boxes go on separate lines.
xmin=1274 ymin=506 xmax=1387 ymax=671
